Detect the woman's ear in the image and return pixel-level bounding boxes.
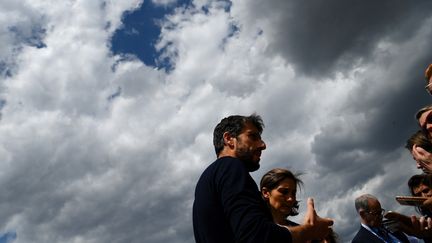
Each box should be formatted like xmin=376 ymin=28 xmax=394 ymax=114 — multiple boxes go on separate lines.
xmin=261 ymin=187 xmax=270 ymax=199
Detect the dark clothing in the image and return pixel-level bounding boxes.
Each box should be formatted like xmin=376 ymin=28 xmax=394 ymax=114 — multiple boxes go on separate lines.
xmin=193 ymin=156 xmax=292 ymax=243
xmin=352 ymin=225 xmax=410 ymax=243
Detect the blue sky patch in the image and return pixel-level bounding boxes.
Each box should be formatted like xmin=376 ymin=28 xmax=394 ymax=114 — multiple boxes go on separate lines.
xmin=110 ymin=0 xmax=192 ymax=71
xmin=0 ymin=231 xmax=17 ymax=243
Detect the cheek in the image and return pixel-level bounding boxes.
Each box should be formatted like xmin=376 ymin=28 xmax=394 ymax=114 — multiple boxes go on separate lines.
xmin=269 ymin=196 xmax=283 ymax=207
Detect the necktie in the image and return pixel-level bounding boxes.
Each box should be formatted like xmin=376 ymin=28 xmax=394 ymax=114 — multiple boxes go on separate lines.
xmin=373 ymin=227 xmax=400 ymax=243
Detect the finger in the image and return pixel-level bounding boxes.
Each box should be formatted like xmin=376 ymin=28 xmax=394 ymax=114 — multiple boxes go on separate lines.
xmin=420 ymin=217 xmax=426 ymax=230
xmin=412 ymin=146 xmax=423 ymax=160
xmin=411 ymin=215 xmax=420 ymax=228
xmin=322 ymin=217 xmax=334 ymax=226
xmin=423 ymin=198 xmax=432 ymax=209
xmin=307 ymin=197 xmax=315 ymax=210
xmin=415 ymin=145 xmax=425 ymax=153
xmin=416 ymin=146 xmax=429 ymax=154
xmin=307 ymin=198 xmax=317 ymax=215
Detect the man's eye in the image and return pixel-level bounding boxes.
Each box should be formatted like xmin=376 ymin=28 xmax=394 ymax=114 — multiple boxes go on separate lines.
xmin=249 ymin=134 xmax=260 ymax=140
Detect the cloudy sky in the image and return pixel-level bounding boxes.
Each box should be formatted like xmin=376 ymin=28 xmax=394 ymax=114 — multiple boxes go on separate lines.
xmin=1 ymin=0 xmax=432 ymax=242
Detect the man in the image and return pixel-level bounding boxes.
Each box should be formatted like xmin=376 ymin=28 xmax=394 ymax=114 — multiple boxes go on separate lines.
xmin=424 ymin=64 xmax=432 ymax=95
xmin=193 ymin=114 xmax=333 ymax=243
xmin=411 ymin=106 xmax=432 ymax=175
xmin=408 ymin=174 xmax=432 ymax=218
xmin=352 ymin=194 xmax=410 ymax=243
xmin=409 ymin=174 xmax=432 ymax=198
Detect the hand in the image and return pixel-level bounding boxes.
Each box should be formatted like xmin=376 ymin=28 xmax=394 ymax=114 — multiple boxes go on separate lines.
xmin=423 ymin=198 xmax=432 ymax=210
xmin=410 ymin=215 xmax=432 ymax=238
xmin=412 ymin=145 xmax=432 ymax=173
xmin=384 ymin=211 xmax=412 ymax=226
xmin=384 ymin=212 xmax=418 ymax=236
xmin=288 ymin=198 xmax=334 ymax=243
xmin=389 ymin=213 xmax=432 ymax=239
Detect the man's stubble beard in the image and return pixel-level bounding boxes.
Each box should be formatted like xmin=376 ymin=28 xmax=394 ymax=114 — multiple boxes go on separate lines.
xmin=235 ymin=147 xmax=260 ymax=172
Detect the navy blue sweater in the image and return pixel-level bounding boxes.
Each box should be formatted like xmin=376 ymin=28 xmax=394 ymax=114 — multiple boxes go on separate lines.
xmin=193 ymin=156 xmax=293 ymax=243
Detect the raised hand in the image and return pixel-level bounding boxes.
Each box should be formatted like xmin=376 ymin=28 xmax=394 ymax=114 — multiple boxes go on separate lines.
xmin=288 ymin=198 xmax=334 ymax=243
xmin=412 ymin=145 xmax=432 ymax=173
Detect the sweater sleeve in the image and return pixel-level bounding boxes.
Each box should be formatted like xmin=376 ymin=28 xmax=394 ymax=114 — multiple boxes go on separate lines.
xmin=216 ymin=158 xmax=293 ymax=243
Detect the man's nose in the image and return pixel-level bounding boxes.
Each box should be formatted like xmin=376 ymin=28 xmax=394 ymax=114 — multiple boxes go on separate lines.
xmin=259 ymin=140 xmax=266 ymax=150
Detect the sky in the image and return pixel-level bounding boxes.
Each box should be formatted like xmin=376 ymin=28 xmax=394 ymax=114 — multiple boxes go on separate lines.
xmin=1 ymin=0 xmax=432 ymax=242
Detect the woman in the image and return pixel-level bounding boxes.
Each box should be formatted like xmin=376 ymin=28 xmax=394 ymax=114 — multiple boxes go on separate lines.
xmin=260 ymin=168 xmax=338 ymax=242
xmin=406 ymin=130 xmax=432 ymax=174
xmin=260 ymin=168 xmax=303 ymax=226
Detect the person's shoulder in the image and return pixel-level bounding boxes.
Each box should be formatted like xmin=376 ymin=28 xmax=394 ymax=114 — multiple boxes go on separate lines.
xmin=350 ymin=227 xmax=363 ymax=242
xmin=201 ymin=157 xmax=247 ymax=180
xmin=207 ymin=156 xmax=243 ymax=169
xmin=351 ymin=226 xmax=371 ymax=243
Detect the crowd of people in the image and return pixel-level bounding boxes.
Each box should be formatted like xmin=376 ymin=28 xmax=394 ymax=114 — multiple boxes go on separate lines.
xmin=191 ymin=63 xmax=432 ymax=243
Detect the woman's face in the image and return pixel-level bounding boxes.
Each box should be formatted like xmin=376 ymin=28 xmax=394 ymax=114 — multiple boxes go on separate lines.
xmin=263 ymin=178 xmax=297 ymax=216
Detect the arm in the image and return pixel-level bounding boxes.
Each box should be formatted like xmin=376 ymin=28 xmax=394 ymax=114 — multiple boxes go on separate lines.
xmin=218 ymin=159 xmax=293 ymax=242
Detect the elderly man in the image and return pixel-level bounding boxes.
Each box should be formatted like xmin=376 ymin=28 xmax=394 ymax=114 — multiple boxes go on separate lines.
xmin=352 ymin=194 xmax=410 ymax=243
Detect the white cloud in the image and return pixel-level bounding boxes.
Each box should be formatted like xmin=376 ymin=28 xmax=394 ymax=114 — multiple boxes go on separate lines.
xmin=0 ymin=0 xmax=432 ymax=242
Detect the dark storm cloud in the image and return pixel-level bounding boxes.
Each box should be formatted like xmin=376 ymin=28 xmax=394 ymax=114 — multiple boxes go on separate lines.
xmin=262 ymin=0 xmax=432 ymax=77
xmin=312 ymin=64 xmax=432 ymax=177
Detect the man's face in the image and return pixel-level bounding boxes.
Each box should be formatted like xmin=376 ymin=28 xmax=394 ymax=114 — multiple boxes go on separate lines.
xmin=419 ymin=110 xmax=432 ymax=137
xmin=234 ymin=122 xmax=266 ymax=171
xmin=413 ymin=183 xmax=432 ymax=198
xmin=363 ymin=199 xmax=383 ymax=227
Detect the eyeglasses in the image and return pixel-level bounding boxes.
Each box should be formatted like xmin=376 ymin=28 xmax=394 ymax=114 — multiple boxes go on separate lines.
xmin=367 ymin=208 xmax=385 ymax=216
xmin=425 ymin=82 xmax=432 ymax=96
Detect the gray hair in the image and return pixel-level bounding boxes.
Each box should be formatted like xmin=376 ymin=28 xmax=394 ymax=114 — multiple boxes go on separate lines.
xmin=354 ymin=194 xmax=378 ymax=212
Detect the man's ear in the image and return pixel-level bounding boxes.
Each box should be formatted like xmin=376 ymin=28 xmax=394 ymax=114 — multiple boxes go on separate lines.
xmin=223 ymin=132 xmax=235 ymax=148
xmin=358 ymin=209 xmax=367 ymax=218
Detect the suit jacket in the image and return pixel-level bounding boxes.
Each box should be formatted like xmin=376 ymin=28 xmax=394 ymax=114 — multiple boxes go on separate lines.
xmin=351 ymin=225 xmax=410 ymax=243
